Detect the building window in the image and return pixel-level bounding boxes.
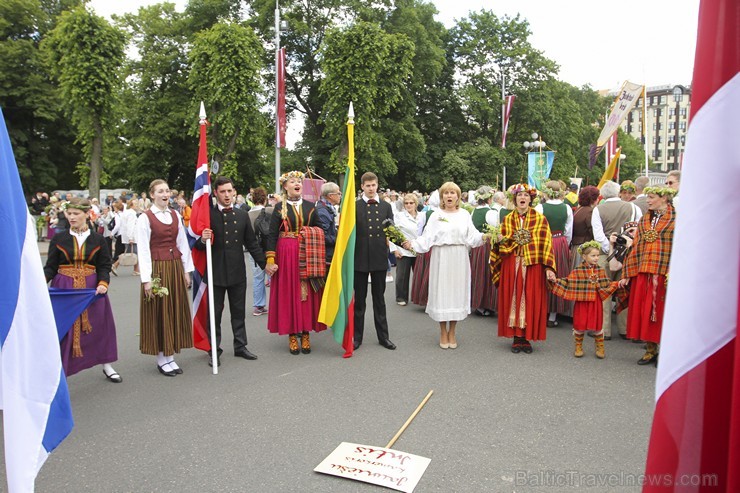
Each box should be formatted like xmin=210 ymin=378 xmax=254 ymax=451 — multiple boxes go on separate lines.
xmin=681 ymin=107 xmax=688 ymax=117
xmin=669 ymin=107 xmax=676 ymax=116
xmin=660 ymin=95 xmax=666 ymax=104
xmin=653 ymin=136 xmax=663 ymax=144
xmin=652 ymin=149 xmax=663 ymax=159
xmin=668 ymin=135 xmax=675 ymax=143
xmin=669 ymin=122 xmax=675 ymax=130
xmin=680 ymin=121 xmax=687 ymax=130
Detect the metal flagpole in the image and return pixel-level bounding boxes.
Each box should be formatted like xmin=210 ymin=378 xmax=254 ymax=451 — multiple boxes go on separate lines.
xmin=643 ymin=86 xmax=649 ymax=177
xmin=501 ymin=72 xmax=507 ymax=190
xmin=274 ymin=0 xmax=281 ymax=194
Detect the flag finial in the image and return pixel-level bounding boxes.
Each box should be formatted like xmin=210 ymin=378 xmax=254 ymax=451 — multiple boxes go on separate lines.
xmin=348 ymin=102 xmax=354 ymax=124
xmin=199 ymin=101 xmax=207 ymax=123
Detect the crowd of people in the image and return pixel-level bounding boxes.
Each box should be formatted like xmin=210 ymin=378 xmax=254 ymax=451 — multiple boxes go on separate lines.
xmin=32 ymin=168 xmax=682 ymax=382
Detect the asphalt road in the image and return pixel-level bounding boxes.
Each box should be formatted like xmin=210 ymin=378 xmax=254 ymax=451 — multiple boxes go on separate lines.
xmin=2 ymin=248 xmax=656 ymax=492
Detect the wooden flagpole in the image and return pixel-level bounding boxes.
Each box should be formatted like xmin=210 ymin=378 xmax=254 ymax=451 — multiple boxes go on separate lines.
xmin=386 ymin=390 xmax=434 ymax=449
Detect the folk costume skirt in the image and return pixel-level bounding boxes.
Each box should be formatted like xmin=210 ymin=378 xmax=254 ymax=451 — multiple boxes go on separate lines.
xmin=572 ymin=298 xmax=603 ymax=332
xmin=626 ymin=273 xmax=667 ymax=344
xmin=410 ymin=250 xmax=431 ymax=306
xmin=139 ymin=259 xmax=193 ymax=356
xmin=267 ymin=237 xmax=325 ymax=335
xmin=497 ymin=255 xmax=548 ymax=341
xmin=470 ymin=240 xmax=497 ymax=313
xmin=52 ymin=269 xmax=118 ymax=377
xmin=548 ymin=233 xmax=573 ymax=316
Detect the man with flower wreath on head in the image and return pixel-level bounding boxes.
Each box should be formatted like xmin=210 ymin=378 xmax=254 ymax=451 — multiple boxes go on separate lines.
xmin=490 ymin=184 xmax=556 ymax=354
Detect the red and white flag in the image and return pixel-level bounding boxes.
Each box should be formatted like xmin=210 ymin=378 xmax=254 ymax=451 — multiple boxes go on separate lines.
xmin=188 ymin=102 xmax=212 ymax=351
xmin=644 ymin=1 xmax=740 ymax=491
xmin=277 ymin=47 xmax=286 ymax=148
xmin=501 ymin=95 xmax=515 ymax=148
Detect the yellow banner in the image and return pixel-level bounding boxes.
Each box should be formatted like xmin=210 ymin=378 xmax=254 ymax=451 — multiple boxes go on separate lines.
xmin=598 ymin=147 xmax=621 ymax=188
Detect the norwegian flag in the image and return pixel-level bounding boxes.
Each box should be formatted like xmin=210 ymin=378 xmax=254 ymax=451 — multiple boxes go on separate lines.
xmin=501 ymin=95 xmax=515 ymax=148
xmin=188 ymin=102 xmax=212 ymax=351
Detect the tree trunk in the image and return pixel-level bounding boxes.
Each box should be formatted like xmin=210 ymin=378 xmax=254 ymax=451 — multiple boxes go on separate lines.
xmin=88 ymin=115 xmax=103 ymax=202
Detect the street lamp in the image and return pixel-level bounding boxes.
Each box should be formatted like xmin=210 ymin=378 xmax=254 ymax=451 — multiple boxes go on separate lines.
xmin=672 ymin=85 xmax=683 ymax=170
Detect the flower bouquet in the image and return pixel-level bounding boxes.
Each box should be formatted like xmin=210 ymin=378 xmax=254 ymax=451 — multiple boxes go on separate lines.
xmin=482 ymin=223 xmax=502 ymax=244
xmin=382 ymin=218 xmax=415 ymax=254
xmin=147 ymin=276 xmax=170 ymax=300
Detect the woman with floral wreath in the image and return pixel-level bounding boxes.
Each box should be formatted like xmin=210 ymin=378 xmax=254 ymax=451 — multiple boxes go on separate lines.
xmin=618 ymin=186 xmax=677 ymax=366
xmin=265 ymin=171 xmax=326 ymax=354
xmin=490 ymin=184 xmax=556 ymax=354
xmin=469 ymin=185 xmax=499 ymax=317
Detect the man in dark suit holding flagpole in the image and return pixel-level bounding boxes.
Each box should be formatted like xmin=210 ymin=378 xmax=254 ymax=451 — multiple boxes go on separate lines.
xmin=353 ymin=172 xmax=396 ymax=350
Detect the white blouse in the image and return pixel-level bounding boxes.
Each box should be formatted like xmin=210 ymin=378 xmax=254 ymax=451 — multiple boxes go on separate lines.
xmin=411 ymin=208 xmax=484 ymax=254
xmin=389 ymin=209 xmax=420 ymax=257
xmin=136 ymin=206 xmax=194 ymax=283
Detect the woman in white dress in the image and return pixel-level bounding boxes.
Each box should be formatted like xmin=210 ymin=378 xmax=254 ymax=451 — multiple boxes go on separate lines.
xmin=404 ymin=182 xmax=484 ymax=349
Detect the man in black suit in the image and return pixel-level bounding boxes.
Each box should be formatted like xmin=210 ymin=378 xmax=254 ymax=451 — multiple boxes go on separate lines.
xmin=197 ymin=177 xmax=274 ymax=364
xmin=353 ymin=172 xmax=396 ymax=350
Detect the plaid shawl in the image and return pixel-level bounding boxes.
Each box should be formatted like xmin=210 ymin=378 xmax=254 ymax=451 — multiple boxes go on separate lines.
xmin=549 ymin=263 xmax=620 ymax=302
xmin=299 ymin=226 xmax=326 ymax=285
xmin=490 ymin=208 xmax=556 ymax=285
xmin=622 ymin=205 xmax=675 ymax=278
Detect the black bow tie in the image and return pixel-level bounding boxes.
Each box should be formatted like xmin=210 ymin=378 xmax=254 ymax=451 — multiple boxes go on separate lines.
xmin=368 ymin=199 xmax=378 ymax=204
xmin=222 ymin=207 xmax=233 ymax=213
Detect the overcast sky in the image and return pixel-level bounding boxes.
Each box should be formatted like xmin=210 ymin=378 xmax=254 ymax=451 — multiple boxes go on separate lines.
xmin=89 ymin=0 xmax=699 ymax=91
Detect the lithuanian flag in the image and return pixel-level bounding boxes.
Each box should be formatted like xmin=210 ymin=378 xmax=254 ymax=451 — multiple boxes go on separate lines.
xmin=598 ymin=147 xmax=621 ymax=188
xmin=318 ymin=106 xmax=356 ymax=358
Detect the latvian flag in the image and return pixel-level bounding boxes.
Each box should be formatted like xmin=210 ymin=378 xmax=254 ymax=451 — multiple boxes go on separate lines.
xmin=643 ymin=1 xmax=740 ymax=491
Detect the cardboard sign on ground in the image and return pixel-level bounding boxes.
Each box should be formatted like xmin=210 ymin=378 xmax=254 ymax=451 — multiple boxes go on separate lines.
xmin=314 ymin=442 xmax=430 ymax=492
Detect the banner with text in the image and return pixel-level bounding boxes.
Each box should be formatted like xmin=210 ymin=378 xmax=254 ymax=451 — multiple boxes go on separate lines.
xmin=527 ymin=151 xmax=555 ymax=190
xmin=315 ymin=442 xmax=431 ymax=493
xmin=597 ymin=81 xmax=644 ymax=146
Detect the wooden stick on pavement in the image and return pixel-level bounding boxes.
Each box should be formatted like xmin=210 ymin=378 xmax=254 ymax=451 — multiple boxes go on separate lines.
xmin=385 ymin=390 xmax=434 ymax=449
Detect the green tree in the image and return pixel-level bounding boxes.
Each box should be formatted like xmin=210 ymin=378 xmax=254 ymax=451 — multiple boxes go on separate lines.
xmin=43 ymin=6 xmax=126 ymax=200
xmin=0 ymin=0 xmax=83 ymax=194
xmin=319 ymin=21 xmax=414 ymax=179
xmin=188 ymin=21 xmax=271 ymax=190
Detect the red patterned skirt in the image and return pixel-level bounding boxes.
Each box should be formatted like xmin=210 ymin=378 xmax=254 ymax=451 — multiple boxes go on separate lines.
xmin=410 ymin=250 xmax=431 ymax=306
xmin=626 ymin=273 xmax=667 ymax=343
xmin=548 ymin=233 xmax=573 ymax=316
xmin=470 ymin=241 xmax=496 ymax=312
xmin=497 ymin=256 xmax=548 ymax=341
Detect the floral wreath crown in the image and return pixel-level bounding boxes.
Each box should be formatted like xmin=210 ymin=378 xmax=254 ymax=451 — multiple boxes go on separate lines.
xmin=506 ymin=183 xmax=538 ymax=202
xmin=620 ymin=183 xmax=636 ymax=193
xmin=577 ymin=240 xmax=601 ymax=256
xmin=542 ymin=185 xmax=564 ymax=199
xmin=278 ymin=170 xmax=305 ymax=185
xmin=643 ymin=186 xmax=678 ymax=198
xmin=59 ymin=200 xmax=91 ymax=212
xmin=476 ymin=186 xmax=494 ymax=201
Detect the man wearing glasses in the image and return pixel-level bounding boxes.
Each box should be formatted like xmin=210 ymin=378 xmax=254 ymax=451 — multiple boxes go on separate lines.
xmin=316 ymin=182 xmax=342 ymax=266
xmin=666 ymin=170 xmax=681 ymax=209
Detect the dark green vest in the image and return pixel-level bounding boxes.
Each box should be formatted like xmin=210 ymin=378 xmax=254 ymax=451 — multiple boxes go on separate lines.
xmin=471 ymin=207 xmax=489 ymax=232
xmin=541 ymin=202 xmax=568 ymax=232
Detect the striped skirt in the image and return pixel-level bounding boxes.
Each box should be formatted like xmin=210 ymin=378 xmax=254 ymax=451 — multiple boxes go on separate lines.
xmin=139 ymin=259 xmax=193 ymax=356
xmin=548 ymin=234 xmax=573 ymax=316
xmin=470 ymin=241 xmax=497 ymax=312
xmin=410 ymin=250 xmax=432 ymax=306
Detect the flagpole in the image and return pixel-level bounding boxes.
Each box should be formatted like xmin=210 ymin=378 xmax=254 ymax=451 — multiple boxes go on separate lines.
xmin=274 ymin=0 xmax=281 ymax=194
xmin=501 ymin=72 xmax=507 ymax=189
xmin=199 ymin=103 xmax=219 ymax=374
xmin=643 ymin=86 xmax=649 ymax=177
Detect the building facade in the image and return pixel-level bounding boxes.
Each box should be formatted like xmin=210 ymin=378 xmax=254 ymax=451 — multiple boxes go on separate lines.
xmin=617 ymin=84 xmax=691 ymax=172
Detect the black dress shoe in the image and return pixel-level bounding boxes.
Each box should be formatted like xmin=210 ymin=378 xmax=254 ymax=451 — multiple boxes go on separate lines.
xmin=235 ymin=348 xmax=258 ymax=360
xmin=637 ymin=353 xmax=658 ymax=365
xmin=353 ymin=340 xmax=361 ymax=350
xmin=171 ymin=366 xmax=183 ymax=375
xmin=379 ymin=339 xmax=396 ymax=350
xmin=158 ymin=364 xmax=177 ymax=376
xmin=619 ymin=334 xmax=629 ymax=340
xmin=521 ymin=340 xmax=533 ymax=354
xmin=103 ymin=369 xmax=123 ymax=383
xmin=208 ymin=356 xmax=221 ymax=367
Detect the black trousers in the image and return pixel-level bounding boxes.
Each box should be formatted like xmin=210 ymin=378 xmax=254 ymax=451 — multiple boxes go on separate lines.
xmin=353 ymin=270 xmax=390 ymax=344
xmin=210 ymin=281 xmax=248 ymax=353
xmin=394 ymin=255 xmax=414 ymax=303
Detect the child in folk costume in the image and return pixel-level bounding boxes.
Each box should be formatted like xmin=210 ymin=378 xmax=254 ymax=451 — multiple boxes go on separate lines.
xmin=549 ymin=241 xmax=619 ymax=359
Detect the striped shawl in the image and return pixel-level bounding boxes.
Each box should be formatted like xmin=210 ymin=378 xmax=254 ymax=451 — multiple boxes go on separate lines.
xmin=299 ymin=226 xmax=326 ymax=291
xmin=549 ymin=263 xmax=620 ymax=302
xmin=622 ymin=205 xmax=675 ymax=278
xmin=490 ymin=208 xmax=556 ymax=285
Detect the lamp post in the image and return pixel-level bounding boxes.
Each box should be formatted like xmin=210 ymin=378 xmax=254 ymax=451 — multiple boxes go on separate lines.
xmin=523 ymin=132 xmax=547 ymax=188
xmin=274 ymin=1 xmax=289 ymax=193
xmin=672 ymin=85 xmax=683 ymax=171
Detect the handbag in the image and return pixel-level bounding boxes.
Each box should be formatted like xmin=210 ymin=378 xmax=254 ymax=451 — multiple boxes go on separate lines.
xmin=118 ymin=244 xmax=138 ymax=266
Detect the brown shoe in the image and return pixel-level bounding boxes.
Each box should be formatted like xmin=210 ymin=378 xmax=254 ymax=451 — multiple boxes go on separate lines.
xmin=301 ymin=332 xmax=311 ymax=354
xmin=594 ymin=333 xmax=605 ymax=359
xmin=574 ymin=333 xmax=584 ymax=358
xmin=289 ymin=335 xmax=300 ymax=355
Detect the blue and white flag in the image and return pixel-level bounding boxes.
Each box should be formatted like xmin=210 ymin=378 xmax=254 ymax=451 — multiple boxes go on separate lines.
xmin=527 ymin=151 xmax=555 ymax=190
xmin=0 ymin=108 xmax=74 ymax=492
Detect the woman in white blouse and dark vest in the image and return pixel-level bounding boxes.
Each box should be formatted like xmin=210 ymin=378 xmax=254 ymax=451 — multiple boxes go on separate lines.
xmin=136 ymin=179 xmax=194 ymax=377
xmin=390 ymin=193 xmax=420 ymax=306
